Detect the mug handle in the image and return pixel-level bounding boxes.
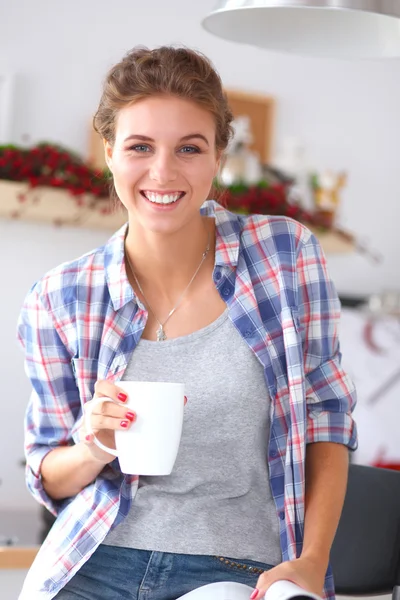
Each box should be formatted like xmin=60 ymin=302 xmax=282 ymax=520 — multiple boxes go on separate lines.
xmin=84 ymin=396 xmax=120 ymax=457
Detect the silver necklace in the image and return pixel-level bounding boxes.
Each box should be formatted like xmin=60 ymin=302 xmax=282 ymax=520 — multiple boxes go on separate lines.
xmin=125 ymin=231 xmax=211 ymax=341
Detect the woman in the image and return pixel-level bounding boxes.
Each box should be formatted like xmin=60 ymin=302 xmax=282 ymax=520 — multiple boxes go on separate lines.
xmin=17 ymin=46 xmax=357 ymax=600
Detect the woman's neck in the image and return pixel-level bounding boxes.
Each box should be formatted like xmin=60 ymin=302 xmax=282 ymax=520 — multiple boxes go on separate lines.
xmin=124 ymin=217 xmax=214 ymax=302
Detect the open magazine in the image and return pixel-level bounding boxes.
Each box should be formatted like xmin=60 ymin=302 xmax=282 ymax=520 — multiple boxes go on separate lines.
xmin=178 ymin=580 xmax=323 ymax=600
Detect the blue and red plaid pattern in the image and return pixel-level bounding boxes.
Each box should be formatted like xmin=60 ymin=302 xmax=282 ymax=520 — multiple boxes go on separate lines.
xmin=17 ymin=201 xmax=357 ymax=600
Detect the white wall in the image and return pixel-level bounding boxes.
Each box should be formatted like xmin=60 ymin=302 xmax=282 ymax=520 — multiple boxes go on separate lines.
xmin=0 ymin=0 xmax=399 ymax=510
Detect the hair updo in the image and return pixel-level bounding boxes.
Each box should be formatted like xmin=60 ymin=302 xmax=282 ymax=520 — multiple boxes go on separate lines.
xmin=93 ymin=45 xmax=234 ymax=154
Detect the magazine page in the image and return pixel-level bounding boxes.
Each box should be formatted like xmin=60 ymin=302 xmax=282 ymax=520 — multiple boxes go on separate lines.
xmin=177 ymin=581 xmax=254 ymax=599
xmin=265 ymin=580 xmax=323 ymax=600
xmin=177 ymin=580 xmax=323 ymax=600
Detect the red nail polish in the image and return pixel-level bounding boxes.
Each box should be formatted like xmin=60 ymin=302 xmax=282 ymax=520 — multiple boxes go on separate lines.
xmin=250 ymin=589 xmax=259 ymax=600
xmin=85 ymin=434 xmax=92 ymax=442
xmin=120 ymin=420 xmax=129 ymax=428
xmin=125 ymin=412 xmax=136 ymax=422
xmin=184 ymin=396 xmax=188 ymax=405
xmin=117 ymin=392 xmax=128 ymax=402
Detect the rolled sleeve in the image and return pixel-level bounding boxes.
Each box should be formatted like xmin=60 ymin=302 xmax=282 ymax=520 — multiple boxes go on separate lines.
xmin=305 ymin=356 xmax=358 ymax=449
xmin=24 ymin=427 xmax=65 ymax=516
xmin=17 ymin=287 xmax=82 ymax=515
xmin=296 ymin=231 xmax=358 ymax=450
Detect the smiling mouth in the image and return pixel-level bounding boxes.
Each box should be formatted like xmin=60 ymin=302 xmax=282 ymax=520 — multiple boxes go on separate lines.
xmin=141 ymin=191 xmax=186 ymax=205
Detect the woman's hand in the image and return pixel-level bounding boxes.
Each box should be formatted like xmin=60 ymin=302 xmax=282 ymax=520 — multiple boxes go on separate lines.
xmin=251 ymin=556 xmax=327 ymax=600
xmin=79 ymin=380 xmax=136 ymax=464
xmin=79 ymin=381 xmax=188 ymax=465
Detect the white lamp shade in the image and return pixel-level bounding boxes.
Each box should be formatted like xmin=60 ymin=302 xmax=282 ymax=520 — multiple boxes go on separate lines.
xmin=202 ymin=0 xmax=400 ymax=59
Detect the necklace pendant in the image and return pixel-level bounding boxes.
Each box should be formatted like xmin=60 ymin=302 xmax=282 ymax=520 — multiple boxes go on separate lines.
xmin=156 ymin=324 xmax=167 ymax=342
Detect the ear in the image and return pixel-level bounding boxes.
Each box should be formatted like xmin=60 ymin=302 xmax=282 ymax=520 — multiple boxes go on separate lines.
xmin=104 ymin=139 xmax=113 ymax=172
xmin=214 ymin=151 xmax=223 ymax=178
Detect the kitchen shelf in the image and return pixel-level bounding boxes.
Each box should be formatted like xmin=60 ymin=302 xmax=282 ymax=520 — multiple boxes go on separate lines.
xmin=0 ymin=180 xmax=125 ymax=231
xmin=0 ymin=180 xmax=354 ymax=254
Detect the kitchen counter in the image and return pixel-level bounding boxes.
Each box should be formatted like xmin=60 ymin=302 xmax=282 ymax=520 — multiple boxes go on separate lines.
xmin=0 ymin=546 xmax=39 ymax=569
xmin=0 ymin=509 xmax=42 ymax=569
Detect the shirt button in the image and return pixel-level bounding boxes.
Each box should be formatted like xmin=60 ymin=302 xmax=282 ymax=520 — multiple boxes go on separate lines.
xmin=279 ymin=511 xmax=285 ymax=520
xmin=244 ymin=329 xmax=254 ymax=338
xmin=222 ymin=286 xmax=232 ymax=297
xmin=214 ymin=271 xmax=222 ymax=281
xmin=270 ymin=449 xmax=277 ymax=458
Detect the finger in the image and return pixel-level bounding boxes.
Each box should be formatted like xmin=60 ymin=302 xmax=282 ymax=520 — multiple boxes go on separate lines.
xmin=184 ymin=395 xmax=188 ymax=406
xmin=91 ymin=414 xmax=134 ymax=431
xmin=94 ymin=380 xmax=129 ymax=403
xmin=83 ymin=399 xmax=136 ymax=426
xmin=91 ymin=401 xmax=136 ymax=421
xmin=253 ymin=571 xmax=274 ymax=599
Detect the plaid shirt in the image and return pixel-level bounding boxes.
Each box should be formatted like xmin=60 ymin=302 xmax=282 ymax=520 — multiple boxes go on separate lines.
xmin=17 ymin=201 xmax=357 ymax=600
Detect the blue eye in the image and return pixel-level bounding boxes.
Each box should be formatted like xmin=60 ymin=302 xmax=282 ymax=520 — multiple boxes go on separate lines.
xmin=130 ymin=144 xmax=151 ymax=153
xmin=179 ymin=146 xmax=200 ymax=154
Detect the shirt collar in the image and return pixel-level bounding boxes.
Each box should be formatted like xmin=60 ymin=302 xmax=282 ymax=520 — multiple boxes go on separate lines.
xmin=201 ymin=200 xmax=241 ymax=269
xmin=104 ymin=223 xmax=133 ymax=311
xmin=104 ymin=200 xmax=241 ymax=311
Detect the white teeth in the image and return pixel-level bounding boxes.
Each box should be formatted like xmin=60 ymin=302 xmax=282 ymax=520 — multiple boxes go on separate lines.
xmin=144 ymin=192 xmax=182 ymax=204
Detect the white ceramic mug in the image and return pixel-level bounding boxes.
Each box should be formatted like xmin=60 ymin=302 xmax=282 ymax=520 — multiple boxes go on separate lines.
xmin=85 ymin=381 xmax=185 ymax=475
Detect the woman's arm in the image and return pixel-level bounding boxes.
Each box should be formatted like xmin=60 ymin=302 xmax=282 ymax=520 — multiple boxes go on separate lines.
xmin=251 ymin=229 xmax=356 ymax=600
xmin=41 ymin=378 xmax=137 ymax=500
xmin=252 ymin=442 xmax=348 ymax=600
xmin=17 ymin=288 xmax=127 ymax=508
xmin=302 ymin=441 xmax=348 ymax=570
xmin=18 ymin=287 xmax=84 ymax=515
xmin=40 ymin=443 xmax=107 ymax=500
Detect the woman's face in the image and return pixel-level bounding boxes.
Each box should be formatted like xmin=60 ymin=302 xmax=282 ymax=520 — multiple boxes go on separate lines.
xmin=105 ymin=95 xmax=220 ymax=236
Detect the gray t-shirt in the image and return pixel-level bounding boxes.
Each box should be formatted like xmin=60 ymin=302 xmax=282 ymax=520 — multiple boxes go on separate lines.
xmin=103 ymin=309 xmax=282 ymax=566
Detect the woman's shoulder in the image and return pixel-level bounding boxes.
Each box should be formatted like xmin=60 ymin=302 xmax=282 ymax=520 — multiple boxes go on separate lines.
xmin=241 ymin=214 xmax=316 ymax=260
xmin=213 ymin=201 xmax=314 ymax=248
xmin=32 ymin=244 xmax=107 ymax=299
xmin=27 ymin=224 xmax=127 ymax=307
xmin=213 ymin=201 xmax=319 ymax=264
xmin=240 ymin=212 xmax=313 ymax=248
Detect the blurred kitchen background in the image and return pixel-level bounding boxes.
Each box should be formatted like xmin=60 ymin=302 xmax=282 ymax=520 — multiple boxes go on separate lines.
xmin=0 ymin=0 xmax=399 ymax=595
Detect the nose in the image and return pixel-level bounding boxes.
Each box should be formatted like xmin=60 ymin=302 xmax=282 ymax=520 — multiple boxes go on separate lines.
xmin=149 ymin=150 xmax=178 ymax=184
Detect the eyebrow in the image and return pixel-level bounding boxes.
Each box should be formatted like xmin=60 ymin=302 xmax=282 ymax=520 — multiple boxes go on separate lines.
xmin=123 ymin=133 xmax=210 ymax=146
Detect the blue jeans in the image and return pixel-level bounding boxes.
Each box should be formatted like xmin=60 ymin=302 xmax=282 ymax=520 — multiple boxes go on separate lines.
xmin=54 ymin=545 xmax=274 ymax=599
